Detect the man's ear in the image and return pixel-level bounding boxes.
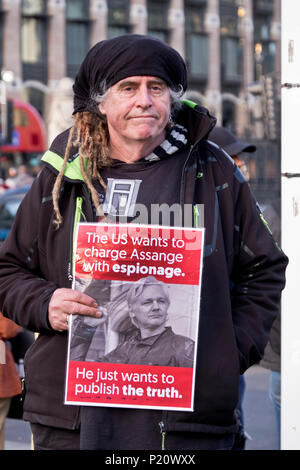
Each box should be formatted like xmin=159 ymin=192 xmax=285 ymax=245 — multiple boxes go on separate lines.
xmin=128 ymin=308 xmax=138 ymax=328
xmin=99 ymin=103 xmax=106 ymax=115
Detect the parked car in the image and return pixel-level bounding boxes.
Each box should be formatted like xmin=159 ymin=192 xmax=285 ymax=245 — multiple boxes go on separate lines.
xmin=0 ymin=185 xmax=30 ymax=241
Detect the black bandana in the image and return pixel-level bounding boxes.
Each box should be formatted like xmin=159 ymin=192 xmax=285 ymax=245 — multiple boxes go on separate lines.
xmin=73 ymin=34 xmax=187 ymax=116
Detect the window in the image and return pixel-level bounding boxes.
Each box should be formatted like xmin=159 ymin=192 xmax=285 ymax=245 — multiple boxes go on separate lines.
xmin=147 ymin=0 xmax=169 ymax=42
xmin=14 ymin=108 xmax=29 ymax=127
xmin=258 ymin=41 xmax=276 ymax=76
xmin=220 ymin=0 xmax=238 ymax=36
xmin=107 ymin=0 xmax=130 ymax=38
xmin=222 ymin=101 xmax=236 ymax=132
xmin=185 ymin=2 xmax=208 ymax=81
xmin=186 ymin=35 xmax=208 ymax=78
xmin=253 ymin=4 xmax=276 ymax=79
xmin=221 ymin=37 xmax=243 ymax=81
xmin=22 ymin=18 xmax=45 ymax=64
xmin=254 ymin=0 xmax=273 ymax=14
xmin=23 ymin=87 xmax=44 ymax=118
xmin=66 ymin=0 xmax=90 ymax=78
xmin=254 ymin=16 xmax=271 ymax=40
xmin=219 ymin=0 xmax=242 ymax=84
xmin=21 ymin=0 xmax=47 ymax=64
xmin=22 ymin=0 xmax=45 ymax=15
xmin=21 ymin=0 xmax=47 ymax=83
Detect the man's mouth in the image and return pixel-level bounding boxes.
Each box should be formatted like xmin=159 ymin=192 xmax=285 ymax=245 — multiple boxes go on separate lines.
xmin=129 ymin=115 xmax=157 ymax=120
xmin=149 ymin=313 xmax=163 ymax=318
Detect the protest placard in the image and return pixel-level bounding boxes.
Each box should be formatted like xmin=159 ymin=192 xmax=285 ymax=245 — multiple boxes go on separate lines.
xmin=65 ymin=223 xmax=204 ymax=411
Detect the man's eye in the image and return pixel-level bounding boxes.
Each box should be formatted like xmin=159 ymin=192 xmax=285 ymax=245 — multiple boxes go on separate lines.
xmin=151 ymin=86 xmax=163 ymax=94
xmin=120 ymin=86 xmax=135 ymax=94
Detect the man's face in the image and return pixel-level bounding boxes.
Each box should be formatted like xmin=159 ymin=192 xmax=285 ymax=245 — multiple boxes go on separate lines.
xmin=129 ymin=284 xmax=169 ymax=331
xmin=233 ymin=155 xmax=250 ymax=181
xmin=99 ymin=75 xmax=171 ymax=149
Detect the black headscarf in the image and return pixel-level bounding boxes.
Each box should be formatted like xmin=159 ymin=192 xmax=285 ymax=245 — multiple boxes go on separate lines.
xmin=73 ymin=34 xmax=187 ymax=116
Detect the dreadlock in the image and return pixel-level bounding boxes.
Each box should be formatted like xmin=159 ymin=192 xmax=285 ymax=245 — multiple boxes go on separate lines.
xmin=52 ymin=111 xmax=111 ymax=228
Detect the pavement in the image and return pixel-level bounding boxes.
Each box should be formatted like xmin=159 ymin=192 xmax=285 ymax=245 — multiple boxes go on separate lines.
xmin=243 ymin=365 xmax=278 ymax=450
xmin=3 ymin=364 xmax=278 ymax=451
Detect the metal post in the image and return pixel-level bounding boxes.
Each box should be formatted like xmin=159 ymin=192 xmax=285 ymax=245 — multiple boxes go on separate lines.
xmin=281 ymin=0 xmax=300 ymax=450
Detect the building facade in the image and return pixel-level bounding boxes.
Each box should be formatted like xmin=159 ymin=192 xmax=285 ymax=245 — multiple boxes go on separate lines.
xmin=0 ymin=0 xmax=281 ymax=202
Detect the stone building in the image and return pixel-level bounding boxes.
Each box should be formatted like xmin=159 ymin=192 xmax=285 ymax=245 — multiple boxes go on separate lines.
xmin=0 ymin=0 xmax=281 ymax=202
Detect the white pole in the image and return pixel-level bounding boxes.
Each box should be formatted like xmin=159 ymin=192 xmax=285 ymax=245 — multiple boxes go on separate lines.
xmin=0 ymin=79 xmax=7 ymax=143
xmin=281 ymin=0 xmax=300 ymax=450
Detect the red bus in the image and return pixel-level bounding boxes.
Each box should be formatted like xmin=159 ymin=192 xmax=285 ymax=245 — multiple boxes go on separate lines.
xmin=1 ymin=98 xmax=46 ymax=154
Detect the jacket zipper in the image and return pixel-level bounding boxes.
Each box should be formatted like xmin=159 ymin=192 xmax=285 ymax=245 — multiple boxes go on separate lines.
xmin=67 ymin=196 xmax=84 ymax=284
xmin=179 ymin=144 xmax=194 ymax=207
xmin=179 ymin=144 xmax=201 ymax=228
xmin=193 ymin=204 xmax=201 ymax=228
xmin=73 ymin=196 xmax=84 ymax=247
xmin=158 ymin=421 xmax=166 ymax=450
xmin=68 ymin=184 xmax=94 ymax=284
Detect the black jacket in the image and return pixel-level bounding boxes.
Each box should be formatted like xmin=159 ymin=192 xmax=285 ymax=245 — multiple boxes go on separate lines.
xmin=0 ymin=101 xmax=288 ymax=434
xmin=101 ymin=327 xmax=195 ymax=367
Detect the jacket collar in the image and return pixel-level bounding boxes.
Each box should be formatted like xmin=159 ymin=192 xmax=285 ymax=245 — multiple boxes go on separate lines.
xmin=41 ymin=150 xmax=87 ymax=183
xmin=177 ymin=100 xmax=216 ymax=146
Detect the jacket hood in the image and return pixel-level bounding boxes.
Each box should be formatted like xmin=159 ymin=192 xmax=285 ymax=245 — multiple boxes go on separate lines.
xmin=177 ymin=100 xmax=217 ymax=146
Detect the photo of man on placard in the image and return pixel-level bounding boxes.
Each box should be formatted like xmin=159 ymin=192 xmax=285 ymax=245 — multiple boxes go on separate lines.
xmin=68 ymin=276 xmax=197 ymax=368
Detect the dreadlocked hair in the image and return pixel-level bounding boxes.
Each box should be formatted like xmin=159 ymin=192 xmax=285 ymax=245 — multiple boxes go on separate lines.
xmin=52 ymin=111 xmax=111 ymax=229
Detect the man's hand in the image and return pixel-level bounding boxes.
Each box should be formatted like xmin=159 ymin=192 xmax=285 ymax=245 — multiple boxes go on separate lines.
xmin=48 ymin=288 xmax=102 ymax=332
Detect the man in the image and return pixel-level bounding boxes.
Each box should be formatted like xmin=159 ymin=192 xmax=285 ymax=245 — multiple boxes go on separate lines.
xmin=0 ymin=35 xmax=288 ymax=450
xmin=208 ymin=125 xmax=257 ymax=450
xmin=101 ymin=276 xmax=194 ymax=367
xmin=208 ymin=125 xmax=256 ymax=180
xmin=209 ymin=127 xmax=283 ymax=450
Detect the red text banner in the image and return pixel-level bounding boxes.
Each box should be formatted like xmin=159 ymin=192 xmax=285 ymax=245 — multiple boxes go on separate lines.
xmin=74 ymin=223 xmax=203 ymax=285
xmin=66 ymin=361 xmax=194 ymax=410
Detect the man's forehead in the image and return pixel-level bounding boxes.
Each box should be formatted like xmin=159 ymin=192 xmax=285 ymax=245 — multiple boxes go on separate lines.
xmin=139 ymin=284 xmax=167 ymax=297
xmin=115 ymin=76 xmax=167 ymax=87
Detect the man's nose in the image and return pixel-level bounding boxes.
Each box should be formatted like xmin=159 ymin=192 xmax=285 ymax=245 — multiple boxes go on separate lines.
xmin=152 ymin=300 xmax=160 ymax=309
xmin=137 ymin=86 xmax=152 ymax=107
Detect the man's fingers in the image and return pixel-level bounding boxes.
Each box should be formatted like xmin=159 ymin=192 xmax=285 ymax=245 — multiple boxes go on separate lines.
xmin=53 ymin=288 xmax=99 ymax=307
xmin=48 ymin=310 xmax=69 ymax=332
xmin=48 ymin=288 xmax=102 ymax=332
xmin=62 ymin=300 xmax=102 ymax=317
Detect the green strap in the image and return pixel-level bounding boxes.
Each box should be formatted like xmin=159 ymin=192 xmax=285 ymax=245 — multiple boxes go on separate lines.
xmin=259 ymin=213 xmax=282 ymax=252
xmin=73 ymin=197 xmax=85 ymax=243
xmin=181 ymin=98 xmax=198 ymax=109
xmin=42 ymin=150 xmax=88 ymax=182
xmin=259 ymin=212 xmax=272 ymax=235
xmin=73 ymin=197 xmax=84 ymax=244
xmin=72 ymin=197 xmax=85 ymax=269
